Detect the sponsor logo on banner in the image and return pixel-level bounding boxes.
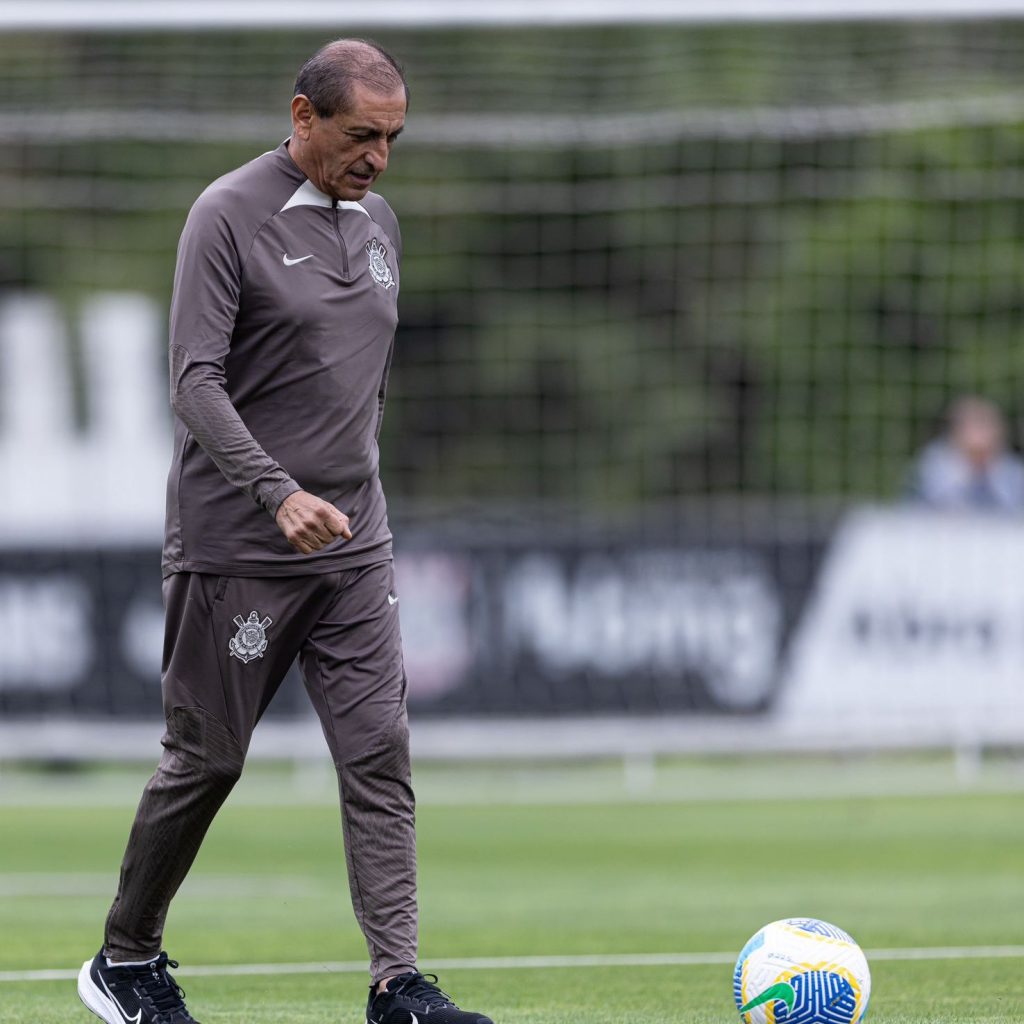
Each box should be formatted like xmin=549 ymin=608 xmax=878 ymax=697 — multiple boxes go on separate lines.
xmin=0 ymin=576 xmax=93 ymax=689
xmin=780 ymin=506 xmax=1024 ymax=741
xmin=501 ymin=550 xmax=782 ymax=710
xmin=396 ymin=553 xmax=473 ymax=699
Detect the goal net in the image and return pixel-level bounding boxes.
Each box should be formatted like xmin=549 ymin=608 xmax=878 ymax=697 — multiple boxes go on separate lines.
xmin=3 ymin=5 xmax=1024 ymax=759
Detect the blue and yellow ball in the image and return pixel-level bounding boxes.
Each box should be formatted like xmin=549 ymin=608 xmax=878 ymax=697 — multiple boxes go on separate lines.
xmin=734 ymin=918 xmax=871 ymax=1024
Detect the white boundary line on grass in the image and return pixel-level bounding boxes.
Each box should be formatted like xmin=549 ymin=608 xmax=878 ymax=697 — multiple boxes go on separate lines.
xmin=5 ymin=946 xmax=1024 ymax=983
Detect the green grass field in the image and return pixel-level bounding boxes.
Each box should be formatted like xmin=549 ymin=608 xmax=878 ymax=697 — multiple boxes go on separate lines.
xmin=2 ymin=757 xmax=1023 ymax=1023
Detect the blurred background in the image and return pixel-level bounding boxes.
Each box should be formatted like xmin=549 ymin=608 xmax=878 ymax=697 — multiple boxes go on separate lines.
xmin=3 ymin=0 xmax=1024 ymax=776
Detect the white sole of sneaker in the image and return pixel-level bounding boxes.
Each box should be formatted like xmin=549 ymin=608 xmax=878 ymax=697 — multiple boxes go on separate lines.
xmin=77 ymin=959 xmax=130 ymax=1024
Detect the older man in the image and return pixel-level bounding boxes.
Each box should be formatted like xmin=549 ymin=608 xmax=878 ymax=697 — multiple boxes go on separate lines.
xmin=77 ymin=39 xmax=492 ymax=1024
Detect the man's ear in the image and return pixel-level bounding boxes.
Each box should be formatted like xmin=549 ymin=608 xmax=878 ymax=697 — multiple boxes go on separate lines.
xmin=291 ymin=94 xmax=315 ymax=140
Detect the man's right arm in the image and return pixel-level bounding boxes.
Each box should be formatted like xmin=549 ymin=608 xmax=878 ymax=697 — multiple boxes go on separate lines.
xmin=172 ymin=348 xmax=351 ymax=551
xmin=169 ymin=345 xmax=300 ymax=517
xmin=169 ymin=190 xmax=350 ymax=552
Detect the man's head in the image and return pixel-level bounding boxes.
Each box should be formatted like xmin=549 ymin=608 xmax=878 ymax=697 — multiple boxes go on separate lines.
xmin=288 ymin=39 xmax=408 ymax=201
xmin=948 ymin=394 xmax=1009 ymax=469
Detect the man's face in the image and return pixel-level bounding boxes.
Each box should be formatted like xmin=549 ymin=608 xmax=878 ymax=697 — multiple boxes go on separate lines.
xmin=955 ymin=413 xmax=1003 ymax=469
xmin=293 ymin=81 xmax=407 ymax=201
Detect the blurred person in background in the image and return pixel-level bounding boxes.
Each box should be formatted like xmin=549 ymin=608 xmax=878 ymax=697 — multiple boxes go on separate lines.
xmin=76 ymin=39 xmax=493 ymax=1024
xmin=908 ymin=394 xmax=1024 ymax=511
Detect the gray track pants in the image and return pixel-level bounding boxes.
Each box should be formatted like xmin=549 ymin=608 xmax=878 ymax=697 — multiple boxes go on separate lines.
xmin=103 ymin=560 xmax=417 ymax=982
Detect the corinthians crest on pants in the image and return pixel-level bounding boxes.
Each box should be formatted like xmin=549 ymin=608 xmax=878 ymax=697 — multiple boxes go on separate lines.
xmin=229 ymin=610 xmax=273 ymax=663
xmin=366 ymin=237 xmax=395 ymax=289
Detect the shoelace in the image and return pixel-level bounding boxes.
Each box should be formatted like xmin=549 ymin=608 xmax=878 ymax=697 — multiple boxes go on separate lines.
xmin=136 ymin=957 xmax=189 ymax=1018
xmin=392 ymin=972 xmax=452 ymax=1010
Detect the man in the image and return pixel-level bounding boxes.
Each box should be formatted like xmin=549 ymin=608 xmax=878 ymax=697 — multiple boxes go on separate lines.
xmin=908 ymin=394 xmax=1024 ymax=511
xmin=77 ymin=39 xmax=492 ymax=1024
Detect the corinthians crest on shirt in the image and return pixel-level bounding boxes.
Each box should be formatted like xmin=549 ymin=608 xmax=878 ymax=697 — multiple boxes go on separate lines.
xmin=366 ymin=237 xmax=395 ymax=289
xmin=229 ymin=610 xmax=273 ymax=663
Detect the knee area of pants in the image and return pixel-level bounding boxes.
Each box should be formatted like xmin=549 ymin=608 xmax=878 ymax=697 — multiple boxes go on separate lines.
xmin=337 ymin=708 xmax=411 ymax=773
xmin=199 ymin=751 xmax=244 ymax=787
xmin=165 ymin=707 xmax=244 ymax=785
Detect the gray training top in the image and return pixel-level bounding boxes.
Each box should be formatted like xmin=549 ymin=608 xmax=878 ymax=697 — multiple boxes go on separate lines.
xmin=163 ymin=141 xmax=400 ymax=577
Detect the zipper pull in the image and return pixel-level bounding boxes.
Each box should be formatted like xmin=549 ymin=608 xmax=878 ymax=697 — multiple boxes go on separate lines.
xmin=331 ymin=198 xmax=351 ymax=277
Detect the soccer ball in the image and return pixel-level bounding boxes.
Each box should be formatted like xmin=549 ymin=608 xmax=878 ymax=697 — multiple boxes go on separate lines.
xmin=733 ymin=918 xmax=871 ymax=1024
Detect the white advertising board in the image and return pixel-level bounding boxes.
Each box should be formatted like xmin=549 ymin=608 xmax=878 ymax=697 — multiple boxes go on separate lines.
xmin=779 ymin=506 xmax=1024 ymax=746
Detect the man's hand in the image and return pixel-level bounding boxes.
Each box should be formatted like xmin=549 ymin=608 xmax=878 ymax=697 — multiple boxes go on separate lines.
xmin=275 ymin=490 xmax=352 ymax=554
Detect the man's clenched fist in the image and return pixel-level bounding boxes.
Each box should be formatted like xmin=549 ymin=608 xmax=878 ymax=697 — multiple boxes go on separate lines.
xmin=275 ymin=490 xmax=352 ymax=554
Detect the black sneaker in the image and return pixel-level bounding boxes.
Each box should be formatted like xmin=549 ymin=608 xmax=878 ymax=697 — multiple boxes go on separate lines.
xmin=367 ymin=972 xmax=493 ymax=1024
xmin=77 ymin=950 xmax=198 ymax=1024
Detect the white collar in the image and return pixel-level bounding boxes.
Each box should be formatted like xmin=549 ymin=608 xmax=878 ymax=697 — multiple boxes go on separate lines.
xmin=280 ymin=178 xmax=369 ymax=217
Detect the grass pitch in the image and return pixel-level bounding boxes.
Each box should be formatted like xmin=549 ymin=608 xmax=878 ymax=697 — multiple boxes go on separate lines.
xmin=1 ymin=757 xmax=1023 ymax=1023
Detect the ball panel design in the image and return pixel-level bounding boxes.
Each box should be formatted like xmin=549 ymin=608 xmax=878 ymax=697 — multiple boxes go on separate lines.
xmin=783 ymin=919 xmax=856 ymax=944
xmin=784 ymin=968 xmax=858 ymax=1024
xmin=733 ymin=928 xmax=766 ymax=1012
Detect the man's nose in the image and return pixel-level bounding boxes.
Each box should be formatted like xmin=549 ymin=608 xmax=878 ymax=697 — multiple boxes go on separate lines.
xmin=364 ymin=139 xmax=390 ymax=172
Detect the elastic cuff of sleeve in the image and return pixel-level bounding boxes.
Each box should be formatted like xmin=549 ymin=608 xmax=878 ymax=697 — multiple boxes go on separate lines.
xmin=262 ymin=478 xmax=302 ymax=518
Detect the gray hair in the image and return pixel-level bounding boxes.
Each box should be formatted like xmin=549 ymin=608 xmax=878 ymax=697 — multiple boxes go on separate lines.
xmin=294 ymin=39 xmax=409 ymax=118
